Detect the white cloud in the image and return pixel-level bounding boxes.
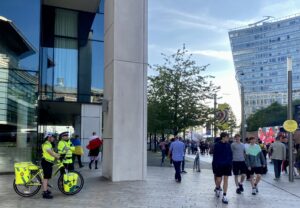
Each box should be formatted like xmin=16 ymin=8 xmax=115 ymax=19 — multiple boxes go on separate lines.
xmin=153 ymin=7 xmax=259 ymax=32
xmin=175 ymin=19 xmax=224 ymax=32
xmin=191 ymin=50 xmax=233 ymax=61
xmin=260 ymin=0 xmax=300 ymax=17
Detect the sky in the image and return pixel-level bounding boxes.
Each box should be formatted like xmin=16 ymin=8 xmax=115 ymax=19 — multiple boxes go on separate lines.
xmin=148 ymin=0 xmax=300 ymax=124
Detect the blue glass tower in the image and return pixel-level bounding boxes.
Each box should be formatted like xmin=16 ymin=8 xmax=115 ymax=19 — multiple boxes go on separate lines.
xmin=229 ymin=14 xmax=300 ymax=118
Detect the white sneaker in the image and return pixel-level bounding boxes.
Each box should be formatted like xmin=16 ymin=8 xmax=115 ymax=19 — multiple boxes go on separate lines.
xmin=222 ymin=196 xmax=228 ymax=204
xmin=215 ymin=189 xmax=221 ymax=198
xmin=252 ymin=188 xmax=256 ymax=195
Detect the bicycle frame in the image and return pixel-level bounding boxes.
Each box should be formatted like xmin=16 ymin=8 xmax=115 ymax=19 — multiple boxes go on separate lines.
xmin=24 ymin=160 xmax=65 ymax=186
xmin=14 ymin=159 xmax=84 ymax=197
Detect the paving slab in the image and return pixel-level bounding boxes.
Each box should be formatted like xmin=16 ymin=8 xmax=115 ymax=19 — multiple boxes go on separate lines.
xmin=1 ymin=164 xmax=300 ymax=208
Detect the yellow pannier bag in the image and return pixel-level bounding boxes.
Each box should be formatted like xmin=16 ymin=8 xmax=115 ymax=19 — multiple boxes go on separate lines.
xmin=63 ymin=172 xmax=79 ymax=193
xmin=14 ymin=162 xmax=32 ymax=185
xmin=28 ymin=163 xmax=39 ymax=171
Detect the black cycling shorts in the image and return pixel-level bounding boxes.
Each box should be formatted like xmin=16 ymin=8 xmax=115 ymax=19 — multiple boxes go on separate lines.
xmin=41 ymin=159 xmax=53 ymax=179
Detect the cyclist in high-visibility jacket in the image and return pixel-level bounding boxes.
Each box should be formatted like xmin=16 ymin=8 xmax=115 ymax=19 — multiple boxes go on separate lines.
xmin=58 ymin=131 xmax=75 ymax=173
xmin=41 ymin=132 xmax=60 ymax=199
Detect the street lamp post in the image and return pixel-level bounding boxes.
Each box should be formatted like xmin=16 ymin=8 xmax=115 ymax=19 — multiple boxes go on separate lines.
xmin=287 ymin=57 xmax=294 ymax=182
xmin=235 ymin=71 xmax=246 ymax=143
xmin=213 ymin=94 xmax=217 ymax=138
xmin=241 ymin=85 xmax=246 ymax=143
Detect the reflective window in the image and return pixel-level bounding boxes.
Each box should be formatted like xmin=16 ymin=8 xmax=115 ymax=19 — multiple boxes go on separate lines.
xmin=91 ymin=14 xmax=104 ymax=41
xmin=53 ymin=37 xmax=78 ymax=94
xmin=40 ymin=5 xmax=104 ymax=103
xmin=0 ymin=0 xmax=39 ymax=172
xmin=91 ymin=41 xmax=104 ymax=92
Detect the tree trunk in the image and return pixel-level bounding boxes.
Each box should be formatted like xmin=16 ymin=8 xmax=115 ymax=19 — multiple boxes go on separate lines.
xmin=154 ymin=132 xmax=157 ymax=152
xmin=149 ymin=133 xmax=152 ymax=151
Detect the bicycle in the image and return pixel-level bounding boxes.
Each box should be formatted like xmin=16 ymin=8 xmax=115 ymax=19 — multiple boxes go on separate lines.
xmin=13 ymin=160 xmax=84 ymax=197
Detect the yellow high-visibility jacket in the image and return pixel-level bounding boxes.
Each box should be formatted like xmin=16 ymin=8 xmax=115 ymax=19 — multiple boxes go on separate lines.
xmin=58 ymin=140 xmax=75 ymax=164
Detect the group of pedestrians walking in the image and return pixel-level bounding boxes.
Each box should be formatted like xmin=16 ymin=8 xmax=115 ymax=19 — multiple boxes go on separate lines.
xmin=160 ymin=131 xmax=300 ymax=205
xmin=212 ymin=133 xmax=266 ymax=204
xmin=166 ymin=132 xmax=267 ymax=204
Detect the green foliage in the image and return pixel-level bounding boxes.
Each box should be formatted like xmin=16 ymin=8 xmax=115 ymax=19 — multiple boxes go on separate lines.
xmin=246 ymin=102 xmax=286 ymax=131
xmin=246 ymin=99 xmax=300 ymax=131
xmin=148 ymin=45 xmax=219 ymax=135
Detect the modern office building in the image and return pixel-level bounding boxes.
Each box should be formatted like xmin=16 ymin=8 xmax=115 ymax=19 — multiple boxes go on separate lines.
xmin=229 ymin=14 xmax=300 ymax=118
xmin=0 ymin=16 xmax=38 ymax=172
xmin=0 ymin=0 xmax=147 ymax=182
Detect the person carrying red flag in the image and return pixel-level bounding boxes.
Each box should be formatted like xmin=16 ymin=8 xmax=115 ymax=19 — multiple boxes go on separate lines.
xmin=86 ymin=132 xmax=103 ymax=169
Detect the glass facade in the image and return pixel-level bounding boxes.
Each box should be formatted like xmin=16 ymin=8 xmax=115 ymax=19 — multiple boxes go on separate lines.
xmin=40 ymin=3 xmax=104 ymax=103
xmin=0 ymin=0 xmax=104 ymax=172
xmin=0 ymin=0 xmax=40 ymax=172
xmin=229 ymin=14 xmax=300 ymax=117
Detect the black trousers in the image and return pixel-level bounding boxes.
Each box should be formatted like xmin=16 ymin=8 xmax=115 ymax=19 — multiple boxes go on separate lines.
xmin=273 ymin=159 xmax=282 ymax=178
xmin=72 ymin=154 xmax=83 ymax=167
xmin=181 ymin=156 xmax=185 ymax=171
xmin=60 ymin=163 xmax=74 ymax=175
xmin=173 ymin=161 xmax=182 ymax=181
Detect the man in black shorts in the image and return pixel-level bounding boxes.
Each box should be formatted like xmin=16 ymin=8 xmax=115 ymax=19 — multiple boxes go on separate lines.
xmin=212 ymin=132 xmax=232 ymax=204
xmin=231 ymin=134 xmax=247 ymax=194
xmin=41 ymin=132 xmax=60 ymax=199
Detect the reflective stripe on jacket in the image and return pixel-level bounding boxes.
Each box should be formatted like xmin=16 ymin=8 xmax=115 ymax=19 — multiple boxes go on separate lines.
xmin=58 ymin=140 xmax=75 ymax=164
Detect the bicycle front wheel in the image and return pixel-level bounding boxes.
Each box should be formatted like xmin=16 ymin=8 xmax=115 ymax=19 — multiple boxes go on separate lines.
xmin=58 ymin=170 xmax=84 ymax=195
xmin=13 ymin=175 xmax=42 ymax=197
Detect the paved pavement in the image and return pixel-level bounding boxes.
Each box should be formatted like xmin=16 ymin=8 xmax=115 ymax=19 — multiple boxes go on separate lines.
xmin=1 ymin=152 xmax=300 ymax=208
xmin=147 ymin=151 xmax=212 ymax=170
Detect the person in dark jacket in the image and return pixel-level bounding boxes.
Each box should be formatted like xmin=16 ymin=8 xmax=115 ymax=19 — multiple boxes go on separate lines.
xmin=245 ymin=137 xmax=266 ymax=195
xmin=212 ymin=132 xmax=232 ymax=204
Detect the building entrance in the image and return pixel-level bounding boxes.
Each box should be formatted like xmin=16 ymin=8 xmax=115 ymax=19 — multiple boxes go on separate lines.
xmin=38 ymin=101 xmax=102 ymax=163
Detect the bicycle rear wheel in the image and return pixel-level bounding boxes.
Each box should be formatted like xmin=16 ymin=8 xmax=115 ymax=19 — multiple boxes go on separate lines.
xmin=58 ymin=170 xmax=84 ymax=195
xmin=13 ymin=175 xmax=42 ymax=197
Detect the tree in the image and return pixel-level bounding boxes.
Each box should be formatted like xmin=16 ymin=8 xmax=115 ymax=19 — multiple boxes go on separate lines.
xmin=246 ymin=102 xmax=286 ymax=131
xmin=148 ymin=45 xmax=219 ymax=135
xmin=246 ymin=99 xmax=300 ymax=132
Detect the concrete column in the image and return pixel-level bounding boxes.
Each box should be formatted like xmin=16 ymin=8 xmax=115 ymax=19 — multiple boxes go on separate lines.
xmin=74 ymin=115 xmax=81 ymax=136
xmin=80 ymin=104 xmax=102 ymax=162
xmin=102 ymin=0 xmax=147 ymax=181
